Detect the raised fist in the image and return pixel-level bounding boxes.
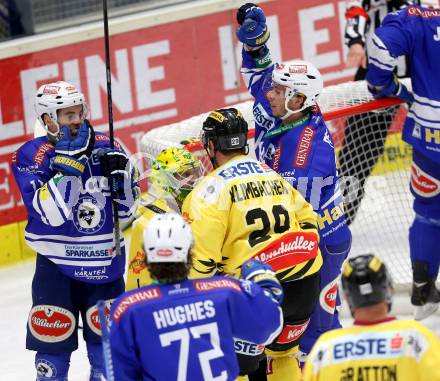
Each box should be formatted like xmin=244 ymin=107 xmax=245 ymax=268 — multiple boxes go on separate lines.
xmin=236 ymin=3 xmax=269 ymax=48
xmin=236 ymin=3 xmax=266 ymax=25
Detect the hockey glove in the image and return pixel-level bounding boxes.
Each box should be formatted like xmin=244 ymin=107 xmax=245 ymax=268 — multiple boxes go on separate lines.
xmin=54 ymin=120 xmax=95 ymax=161
xmin=367 ymin=76 xmax=414 ymax=104
xmin=237 ymin=3 xmax=266 ymax=25
xmin=51 ymin=122 xmax=95 ymax=177
xmin=236 ymin=3 xmax=270 ymax=49
xmin=241 ymin=259 xmax=283 ymax=304
xmin=51 ymin=155 xmax=86 ymax=177
xmin=98 ymin=148 xmax=135 ymax=198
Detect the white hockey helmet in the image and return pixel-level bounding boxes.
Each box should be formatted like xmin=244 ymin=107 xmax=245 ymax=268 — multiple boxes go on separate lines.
xmin=34 ymin=81 xmax=88 ymax=137
xmin=143 ymin=213 xmax=194 ymax=263
xmin=269 ymin=60 xmax=323 ymax=119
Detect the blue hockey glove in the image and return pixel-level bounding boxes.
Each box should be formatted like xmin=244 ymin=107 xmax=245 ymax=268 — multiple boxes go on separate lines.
xmin=51 ymin=122 xmax=95 ymax=176
xmin=241 ymin=259 xmax=283 ymax=304
xmin=368 ymin=76 xmax=414 ymax=104
xmin=236 ymin=3 xmax=266 ymax=25
xmin=55 ymin=120 xmax=95 ymax=161
xmin=236 ymin=4 xmax=269 ymax=48
xmin=97 ymin=148 xmax=135 ymax=198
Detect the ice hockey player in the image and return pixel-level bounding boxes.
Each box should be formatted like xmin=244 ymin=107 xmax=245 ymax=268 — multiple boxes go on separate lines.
xmin=303 ymin=254 xmax=440 ymax=381
xmin=340 ymin=0 xmax=423 ymax=224
xmin=126 ymin=147 xmax=202 ymax=290
xmin=236 ymin=2 xmax=352 ymax=369
xmin=12 ymin=81 xmax=139 ymax=381
xmin=182 ymin=107 xmax=323 ymax=381
xmin=365 ymin=5 xmax=440 ymax=320
xmin=110 ymin=212 xmax=284 ymax=381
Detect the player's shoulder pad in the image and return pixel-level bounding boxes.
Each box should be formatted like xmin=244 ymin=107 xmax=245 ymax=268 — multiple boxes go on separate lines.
xmin=111 ymin=285 xmax=162 ymax=323
xmin=13 ymin=136 xmax=55 ymax=168
xmin=94 ymin=132 xmax=123 ymax=151
xmin=191 ymin=173 xmax=226 ymax=205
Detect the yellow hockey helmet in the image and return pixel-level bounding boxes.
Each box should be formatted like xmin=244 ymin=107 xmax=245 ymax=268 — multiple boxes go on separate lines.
xmin=150 ymin=147 xmax=201 ymax=203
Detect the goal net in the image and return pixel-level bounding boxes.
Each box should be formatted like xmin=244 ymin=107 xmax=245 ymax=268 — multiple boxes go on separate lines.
xmin=140 ymin=79 xmax=414 ymax=289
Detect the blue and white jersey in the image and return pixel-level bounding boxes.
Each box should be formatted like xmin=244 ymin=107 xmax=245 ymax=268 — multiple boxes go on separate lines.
xmin=366 ymin=6 xmax=440 ymax=164
xmin=241 ymin=49 xmax=351 ymax=246
xmin=110 ymin=276 xmax=283 ymax=381
xmin=12 ymin=133 xmax=138 ymax=283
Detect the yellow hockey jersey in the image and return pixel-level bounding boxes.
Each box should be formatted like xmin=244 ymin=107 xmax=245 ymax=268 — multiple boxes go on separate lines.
xmin=125 ymin=198 xmax=170 ymax=291
xmin=302 ymin=318 xmax=440 ymax=381
xmin=182 ymin=155 xmax=322 ymax=282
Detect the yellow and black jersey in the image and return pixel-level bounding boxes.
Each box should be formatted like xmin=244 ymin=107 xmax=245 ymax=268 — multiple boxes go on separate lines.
xmin=125 ymin=198 xmax=170 ymax=291
xmin=182 ymin=155 xmax=322 ymax=282
xmin=303 ymin=318 xmax=440 ymax=381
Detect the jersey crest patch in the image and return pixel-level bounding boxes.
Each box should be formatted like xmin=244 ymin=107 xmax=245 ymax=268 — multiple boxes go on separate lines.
xmin=73 ymin=197 xmax=106 ymax=234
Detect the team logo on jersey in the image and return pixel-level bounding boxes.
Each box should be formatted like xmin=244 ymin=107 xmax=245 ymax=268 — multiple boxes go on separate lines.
xmin=86 ymin=299 xmax=114 ymax=336
xmin=320 ymin=278 xmax=339 ymax=314
xmin=410 ymin=162 xmax=440 ymax=198
xmin=73 ymin=197 xmax=106 ymax=234
xmin=28 ymin=305 xmax=75 ymax=343
xmin=129 ymin=251 xmax=147 ymax=274
xmin=36 ymin=359 xmax=57 ymax=378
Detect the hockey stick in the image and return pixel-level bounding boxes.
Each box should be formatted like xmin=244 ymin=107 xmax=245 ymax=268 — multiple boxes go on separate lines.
xmin=97 ymin=299 xmax=115 ymax=381
xmin=102 ymin=0 xmax=121 ymax=256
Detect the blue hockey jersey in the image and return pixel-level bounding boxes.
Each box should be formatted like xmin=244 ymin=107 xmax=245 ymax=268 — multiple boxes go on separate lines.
xmin=12 ymin=133 xmax=138 ymax=283
xmin=110 ymin=276 xmax=283 ymax=381
xmin=366 ymin=6 xmax=440 ymax=164
xmin=241 ymin=50 xmax=350 ymax=245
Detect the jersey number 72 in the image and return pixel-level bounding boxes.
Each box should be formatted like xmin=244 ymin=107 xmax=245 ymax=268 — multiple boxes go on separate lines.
xmin=159 ymin=322 xmax=227 ymax=381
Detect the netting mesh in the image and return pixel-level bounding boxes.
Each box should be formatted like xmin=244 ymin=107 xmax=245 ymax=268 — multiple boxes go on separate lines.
xmin=141 ymin=79 xmax=414 ymax=287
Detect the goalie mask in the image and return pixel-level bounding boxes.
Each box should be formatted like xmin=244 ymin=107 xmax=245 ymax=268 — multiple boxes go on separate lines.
xmin=150 ymin=147 xmax=201 ymax=204
xmin=263 ymin=60 xmax=323 ymax=120
xmin=143 ymin=213 xmax=194 ymax=263
xmin=341 ymin=254 xmax=393 ymax=314
xmin=34 ymin=81 xmax=88 ymax=138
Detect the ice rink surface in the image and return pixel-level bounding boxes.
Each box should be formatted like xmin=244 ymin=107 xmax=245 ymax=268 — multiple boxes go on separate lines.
xmin=2 ymin=260 xmax=440 ymax=381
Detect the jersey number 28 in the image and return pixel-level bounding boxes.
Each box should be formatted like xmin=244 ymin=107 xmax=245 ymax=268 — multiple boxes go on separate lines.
xmin=246 ymin=205 xmax=290 ymax=247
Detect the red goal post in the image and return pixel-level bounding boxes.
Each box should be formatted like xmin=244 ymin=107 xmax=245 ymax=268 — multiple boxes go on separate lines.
xmin=141 ymin=79 xmax=414 ymax=289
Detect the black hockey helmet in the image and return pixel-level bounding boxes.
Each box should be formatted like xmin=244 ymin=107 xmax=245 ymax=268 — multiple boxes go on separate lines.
xmin=201 ymin=108 xmax=248 ymax=152
xmin=341 ymin=254 xmax=393 ymax=312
